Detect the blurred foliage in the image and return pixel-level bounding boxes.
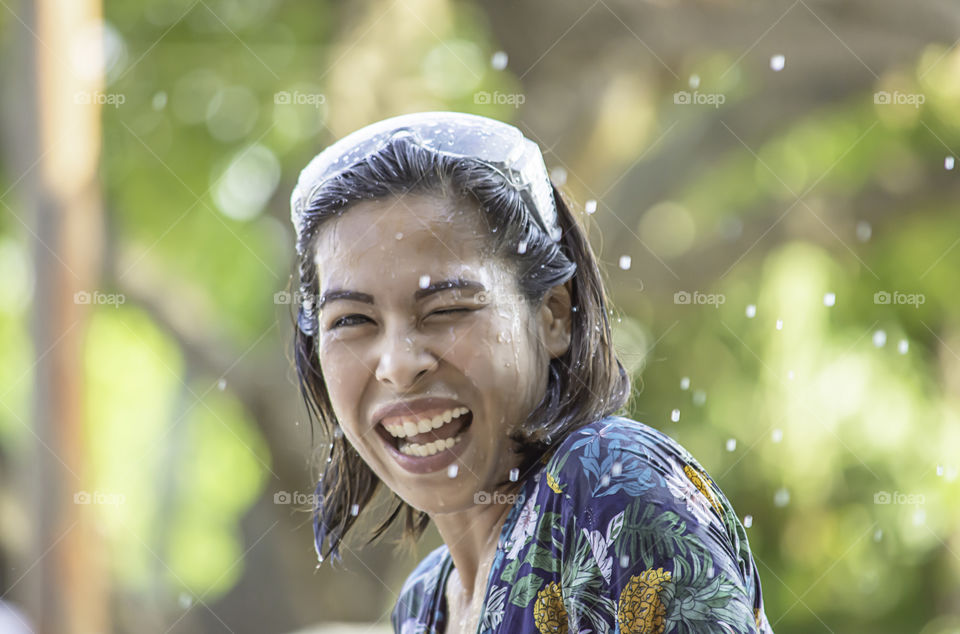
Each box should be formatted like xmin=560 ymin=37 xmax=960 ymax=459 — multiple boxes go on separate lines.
xmin=1 ymin=0 xmax=959 ymax=632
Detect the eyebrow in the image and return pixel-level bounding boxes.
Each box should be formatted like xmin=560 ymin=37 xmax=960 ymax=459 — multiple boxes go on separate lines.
xmin=318 ymin=278 xmax=486 ymax=310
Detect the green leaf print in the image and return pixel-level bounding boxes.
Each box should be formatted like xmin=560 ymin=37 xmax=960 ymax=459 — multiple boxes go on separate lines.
xmin=508 ymin=573 xmax=545 ymax=608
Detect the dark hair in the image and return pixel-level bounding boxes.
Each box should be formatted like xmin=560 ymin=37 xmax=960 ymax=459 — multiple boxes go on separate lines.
xmin=291 ymin=134 xmax=632 ymax=564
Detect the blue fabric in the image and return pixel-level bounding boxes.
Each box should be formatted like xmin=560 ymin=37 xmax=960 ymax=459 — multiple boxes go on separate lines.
xmin=391 ymin=415 xmax=774 ymax=633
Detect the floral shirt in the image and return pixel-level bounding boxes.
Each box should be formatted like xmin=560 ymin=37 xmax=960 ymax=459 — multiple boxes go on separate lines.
xmin=391 ymin=415 xmax=774 ymax=633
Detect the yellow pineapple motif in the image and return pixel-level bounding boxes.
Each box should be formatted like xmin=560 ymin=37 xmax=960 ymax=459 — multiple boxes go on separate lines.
xmin=682 ymin=464 xmax=724 ymax=517
xmin=546 ymin=471 xmax=563 ymax=494
xmin=617 ymin=567 xmax=672 ymax=633
xmin=533 ymin=581 xmax=568 ymax=634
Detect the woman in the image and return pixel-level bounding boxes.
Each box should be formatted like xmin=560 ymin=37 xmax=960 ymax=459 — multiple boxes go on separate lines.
xmin=289 ymin=112 xmax=774 ymax=633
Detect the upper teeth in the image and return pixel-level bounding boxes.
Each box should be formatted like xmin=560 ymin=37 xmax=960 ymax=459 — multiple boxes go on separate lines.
xmin=383 ymin=407 xmax=469 ymax=438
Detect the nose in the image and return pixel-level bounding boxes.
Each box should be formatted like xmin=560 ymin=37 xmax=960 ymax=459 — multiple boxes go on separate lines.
xmin=374 ymin=327 xmax=438 ymax=389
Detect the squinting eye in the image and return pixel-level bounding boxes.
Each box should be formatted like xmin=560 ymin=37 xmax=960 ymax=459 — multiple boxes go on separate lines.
xmin=429 ymin=308 xmax=470 ymax=317
xmin=330 ymin=314 xmax=372 ymax=329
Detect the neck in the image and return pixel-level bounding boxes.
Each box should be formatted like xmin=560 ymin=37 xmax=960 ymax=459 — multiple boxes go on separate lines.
xmin=431 ymin=495 xmax=515 ymax=601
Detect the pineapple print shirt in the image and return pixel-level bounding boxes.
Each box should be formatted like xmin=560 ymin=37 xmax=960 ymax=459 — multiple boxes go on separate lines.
xmin=391 ymin=415 xmax=774 ymax=634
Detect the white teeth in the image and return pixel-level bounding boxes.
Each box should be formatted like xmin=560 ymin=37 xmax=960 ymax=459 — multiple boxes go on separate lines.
xmin=383 ymin=407 xmax=470 ymax=438
xmin=398 ymin=435 xmax=461 ymax=456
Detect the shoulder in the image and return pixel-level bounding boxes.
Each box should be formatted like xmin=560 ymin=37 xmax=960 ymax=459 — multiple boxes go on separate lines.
xmin=390 ymin=543 xmax=448 ymax=631
xmin=541 ymin=414 xmax=751 ymax=574
xmin=542 ymin=414 xmax=702 ymax=500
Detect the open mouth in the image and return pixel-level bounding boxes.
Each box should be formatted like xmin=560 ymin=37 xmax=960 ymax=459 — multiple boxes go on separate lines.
xmin=376 ymin=407 xmax=474 ymax=457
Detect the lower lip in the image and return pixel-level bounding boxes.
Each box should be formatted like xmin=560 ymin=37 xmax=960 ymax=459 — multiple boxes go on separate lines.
xmin=380 ymin=419 xmax=472 ymax=475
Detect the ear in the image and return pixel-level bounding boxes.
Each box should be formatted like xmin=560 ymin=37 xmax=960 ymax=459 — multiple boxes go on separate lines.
xmin=537 ymin=279 xmax=573 ymax=359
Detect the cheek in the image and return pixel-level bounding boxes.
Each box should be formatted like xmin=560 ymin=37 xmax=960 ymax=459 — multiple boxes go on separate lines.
xmin=317 ymin=343 xmax=366 ymax=421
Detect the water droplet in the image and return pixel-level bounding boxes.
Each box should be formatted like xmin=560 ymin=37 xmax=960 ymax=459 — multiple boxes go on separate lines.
xmin=611 ymin=462 xmax=622 ymax=477
xmin=873 ymin=528 xmax=883 ymax=542
xmin=509 ymin=468 xmax=519 ymax=482
xmin=823 ymin=292 xmax=836 ymax=307
xmin=946 ymin=156 xmax=955 ymax=170
xmin=600 ymin=474 xmax=610 ymax=487
xmin=773 ymin=487 xmax=790 ymax=507
xmin=770 ymin=54 xmax=785 ymax=71
xmin=618 ymin=255 xmax=631 ymax=270
xmin=419 ymin=275 xmax=431 ymax=289
xmin=688 ymin=74 xmax=700 ymax=89
xmin=771 ymin=428 xmax=783 ymax=443
xmin=897 ymin=339 xmax=909 ymax=354
xmin=395 ymin=232 xmax=404 ymax=240
xmin=491 ymin=50 xmax=508 ymax=70
xmin=517 ymin=239 xmax=527 ymax=254
xmin=350 ymin=503 xmax=359 ymax=516
xmin=787 ymin=370 xmax=795 ymax=381
xmin=571 ymin=306 xmax=578 ymax=312
xmin=551 ymin=167 xmax=567 ymax=186
xmin=670 ymin=408 xmax=681 ymax=422
xmin=619 ymin=554 xmax=630 ymax=567
xmin=775 ymin=319 xmax=783 ymax=330
xmin=447 ymin=464 xmax=459 ymax=478
xmin=936 ymin=464 xmax=944 ymax=477
xmin=743 ymin=515 xmax=753 ymax=528
xmin=725 ymin=438 xmax=737 ymax=452
xmin=856 ymin=220 xmax=872 ymax=242
xmin=745 ymin=304 xmax=757 ymax=318
xmin=692 ymin=390 xmax=707 ymax=406
xmin=217 ymin=378 xmax=227 ymax=391
xmin=584 ymin=199 xmax=598 ymax=214
xmin=680 ymin=377 xmax=690 ymax=390
xmin=913 ymin=509 xmax=925 ymax=525
xmin=333 ymin=426 xmax=343 ymax=438
xmin=178 ymin=593 xmax=193 ymax=609
xmin=873 ymin=330 xmax=887 ymax=347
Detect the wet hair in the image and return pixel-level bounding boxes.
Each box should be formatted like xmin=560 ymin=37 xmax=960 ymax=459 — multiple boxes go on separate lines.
xmin=291 ymin=134 xmax=632 ymax=564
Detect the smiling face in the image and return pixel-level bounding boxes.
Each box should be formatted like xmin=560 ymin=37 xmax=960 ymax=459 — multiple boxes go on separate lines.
xmin=312 ymin=191 xmax=570 ymax=514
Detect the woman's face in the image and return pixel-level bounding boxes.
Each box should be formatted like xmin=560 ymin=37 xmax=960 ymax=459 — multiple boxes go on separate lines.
xmin=312 ymin=192 xmax=571 ymax=515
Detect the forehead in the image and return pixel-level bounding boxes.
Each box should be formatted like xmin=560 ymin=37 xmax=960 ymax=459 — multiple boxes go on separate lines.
xmin=313 ymin=193 xmax=500 ymax=285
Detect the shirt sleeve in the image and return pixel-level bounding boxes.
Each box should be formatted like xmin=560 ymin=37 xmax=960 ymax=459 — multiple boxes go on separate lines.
xmin=547 ymin=422 xmax=768 ymax=634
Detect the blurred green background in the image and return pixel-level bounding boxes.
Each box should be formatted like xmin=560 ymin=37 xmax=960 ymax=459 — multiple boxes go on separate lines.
xmin=1 ymin=0 xmax=958 ymax=632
